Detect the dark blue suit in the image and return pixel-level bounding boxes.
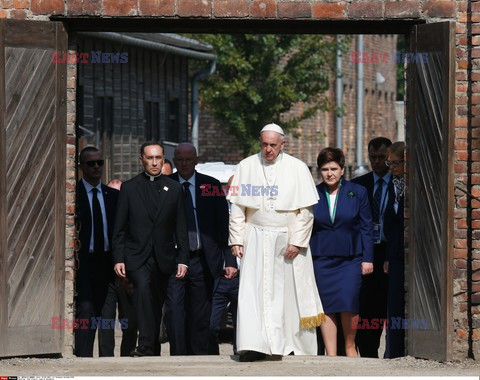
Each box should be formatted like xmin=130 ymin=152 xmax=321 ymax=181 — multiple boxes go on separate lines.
xmin=310 ymin=179 xmax=373 ymax=316
xmin=75 ymin=180 xmax=119 ymax=357
xmin=166 ymin=171 xmax=235 ymax=355
xmin=311 ymin=179 xmax=373 ymax=261
xmin=209 ymin=275 xmax=239 ymax=355
xmin=352 ymin=171 xmax=394 ymax=357
xmin=383 ymin=189 xmax=405 ymax=358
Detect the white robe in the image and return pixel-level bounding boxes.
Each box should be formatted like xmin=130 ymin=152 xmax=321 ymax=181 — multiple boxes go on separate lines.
xmin=228 ymin=152 xmax=324 ymax=356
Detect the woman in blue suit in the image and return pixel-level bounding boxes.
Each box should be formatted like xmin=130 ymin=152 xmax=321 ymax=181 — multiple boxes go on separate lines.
xmin=310 ymin=147 xmax=374 ymax=357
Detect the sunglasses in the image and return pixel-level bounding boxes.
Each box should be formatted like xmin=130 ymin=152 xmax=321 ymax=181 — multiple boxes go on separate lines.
xmin=84 ymin=160 xmax=105 ymax=167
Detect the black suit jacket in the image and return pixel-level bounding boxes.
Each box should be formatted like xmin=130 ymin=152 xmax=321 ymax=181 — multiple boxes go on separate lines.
xmin=351 ymin=171 xmax=395 ymax=220
xmin=112 ymin=173 xmax=189 ymax=274
xmin=170 ymin=171 xmax=236 ymax=278
xmin=76 ymin=180 xmax=119 ymax=256
xmin=384 ymin=193 xmax=404 ymax=261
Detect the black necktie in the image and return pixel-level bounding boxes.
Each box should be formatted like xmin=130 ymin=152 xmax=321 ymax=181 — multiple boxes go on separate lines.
xmin=92 ymin=188 xmax=105 ymax=253
xmin=372 ymin=178 xmax=383 ymax=223
xmin=183 ymin=182 xmax=198 ymax=251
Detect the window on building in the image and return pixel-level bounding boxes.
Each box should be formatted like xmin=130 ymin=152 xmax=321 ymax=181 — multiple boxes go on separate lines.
xmin=144 ymin=101 xmax=160 ymax=141
xmin=167 ymin=97 xmax=180 ymax=142
xmin=94 ymin=96 xmax=114 ymax=178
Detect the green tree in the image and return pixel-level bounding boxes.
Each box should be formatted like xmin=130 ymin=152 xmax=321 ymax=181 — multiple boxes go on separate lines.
xmin=396 ymin=34 xmax=406 ymax=100
xmin=191 ymin=34 xmax=348 ymax=154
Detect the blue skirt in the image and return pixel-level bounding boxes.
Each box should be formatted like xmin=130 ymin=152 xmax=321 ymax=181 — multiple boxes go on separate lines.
xmin=313 ymin=255 xmax=362 ymax=314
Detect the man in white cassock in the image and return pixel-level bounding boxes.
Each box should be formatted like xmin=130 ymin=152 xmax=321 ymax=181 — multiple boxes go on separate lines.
xmin=228 ymin=123 xmax=325 ymax=362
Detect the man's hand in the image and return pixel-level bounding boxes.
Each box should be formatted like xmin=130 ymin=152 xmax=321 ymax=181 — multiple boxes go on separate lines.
xmin=114 ymin=263 xmax=126 ymax=278
xmin=284 ymin=244 xmax=300 ymax=260
xmin=224 ymin=266 xmax=238 ymax=279
xmin=362 ymin=262 xmax=374 ymax=275
xmin=231 ymin=245 xmax=244 ymax=259
xmin=118 ymin=277 xmax=134 ymax=297
xmin=383 ymin=261 xmax=389 ymax=274
xmin=176 ymin=264 xmax=188 ymax=278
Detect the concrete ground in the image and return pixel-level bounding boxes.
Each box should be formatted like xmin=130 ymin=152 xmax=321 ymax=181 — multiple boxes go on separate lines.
xmin=1 ymin=329 xmax=479 ymax=376
xmin=0 ymin=351 xmax=479 ymax=376
xmin=0 ymin=341 xmax=479 ymax=376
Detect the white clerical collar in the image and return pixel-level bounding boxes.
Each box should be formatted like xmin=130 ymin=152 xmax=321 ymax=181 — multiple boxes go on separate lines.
xmin=82 ymin=178 xmax=102 ymax=192
xmin=144 ymin=172 xmax=162 ymax=181
xmin=262 ymin=151 xmax=283 ymax=166
xmin=178 ymin=172 xmax=196 ymax=187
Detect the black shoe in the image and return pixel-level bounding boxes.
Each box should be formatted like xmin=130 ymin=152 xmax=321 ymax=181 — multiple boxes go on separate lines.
xmin=130 ymin=345 xmax=154 ymax=357
xmin=266 ymin=354 xmax=282 ymax=361
xmin=239 ymin=350 xmax=267 ymax=362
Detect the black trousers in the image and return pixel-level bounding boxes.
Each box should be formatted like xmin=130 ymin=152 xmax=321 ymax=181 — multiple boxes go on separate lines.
xmin=98 ymin=279 xmax=138 ymax=356
xmin=128 ymin=255 xmax=169 ymax=351
xmin=74 ymin=252 xmax=111 ymax=357
xmin=209 ymin=276 xmax=239 ymax=355
xmin=384 ymin=257 xmax=405 ymax=358
xmin=355 ymin=242 xmax=389 ymax=358
xmin=165 ymin=254 xmax=213 ymax=355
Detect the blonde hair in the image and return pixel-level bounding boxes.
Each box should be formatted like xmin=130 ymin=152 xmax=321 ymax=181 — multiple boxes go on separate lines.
xmin=388 ymin=141 xmax=405 ymax=157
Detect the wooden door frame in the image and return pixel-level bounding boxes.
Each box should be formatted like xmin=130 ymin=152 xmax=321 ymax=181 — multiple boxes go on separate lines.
xmin=406 ymin=21 xmax=455 ymax=361
xmin=0 ymin=19 xmax=67 ymax=357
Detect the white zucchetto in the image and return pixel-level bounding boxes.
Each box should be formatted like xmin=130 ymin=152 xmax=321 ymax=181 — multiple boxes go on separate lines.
xmin=260 ymin=123 xmax=285 ymax=136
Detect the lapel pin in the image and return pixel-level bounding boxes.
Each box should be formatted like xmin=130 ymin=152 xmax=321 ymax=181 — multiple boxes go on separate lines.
xmin=164 ymin=186 xmax=169 ymax=191
xmin=347 ymin=190 xmax=356 ymax=198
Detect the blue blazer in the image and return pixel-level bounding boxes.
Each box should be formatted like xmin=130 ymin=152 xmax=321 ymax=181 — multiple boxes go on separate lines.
xmin=310 ymin=178 xmax=374 ymax=262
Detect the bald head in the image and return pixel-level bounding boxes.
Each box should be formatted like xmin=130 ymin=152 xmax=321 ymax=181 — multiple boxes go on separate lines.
xmin=173 ymin=143 xmax=199 ymax=180
xmin=175 ymin=143 xmax=197 ymax=156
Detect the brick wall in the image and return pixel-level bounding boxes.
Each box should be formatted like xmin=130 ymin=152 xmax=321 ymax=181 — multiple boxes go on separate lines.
xmin=0 ymin=1 xmax=456 ymax=20
xmin=64 ymin=50 xmax=77 ymax=356
xmin=198 ymin=111 xmax=245 ymax=163
xmin=1 ymin=0 xmax=476 ymax=360
xmin=454 ymin=1 xmax=480 ymax=358
xmin=286 ymin=34 xmax=398 ymax=182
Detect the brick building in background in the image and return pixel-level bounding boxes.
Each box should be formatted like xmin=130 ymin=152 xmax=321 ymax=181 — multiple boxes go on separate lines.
xmin=198 ymin=34 xmax=399 ymax=181
xmin=0 ymin=0 xmax=476 ymax=362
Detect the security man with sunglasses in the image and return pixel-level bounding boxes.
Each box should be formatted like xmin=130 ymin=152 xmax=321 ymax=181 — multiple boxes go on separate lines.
xmin=75 ymin=147 xmax=119 ymax=357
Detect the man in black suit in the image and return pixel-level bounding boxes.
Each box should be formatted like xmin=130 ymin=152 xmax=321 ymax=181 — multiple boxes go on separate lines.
xmin=209 ymin=174 xmax=240 ymax=355
xmin=75 ymin=147 xmax=119 ymax=357
xmin=98 ymin=179 xmax=139 ymax=357
xmin=166 ymin=142 xmax=237 ymax=355
xmin=383 ymin=141 xmax=406 ymax=358
xmin=113 ymin=142 xmax=189 ymax=357
xmin=352 ymin=136 xmax=393 ymax=358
